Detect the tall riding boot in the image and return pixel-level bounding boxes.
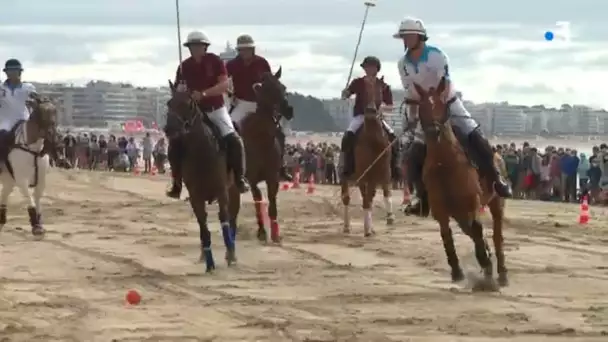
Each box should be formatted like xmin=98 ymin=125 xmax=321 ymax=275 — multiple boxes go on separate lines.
xmin=276 ymin=126 xmax=292 ymax=181
xmin=387 ymin=132 xmax=400 ymax=181
xmin=166 ymin=136 xmax=183 ymax=199
xmin=340 ymin=131 xmax=356 ymax=178
xmin=225 ymin=133 xmax=250 ymax=193
xmin=468 ymin=129 xmax=512 ymax=198
xmin=403 ymin=141 xmax=430 ymax=217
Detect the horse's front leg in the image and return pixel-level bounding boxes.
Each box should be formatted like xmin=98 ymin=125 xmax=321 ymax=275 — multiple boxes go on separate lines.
xmin=439 ymin=216 xmax=464 ymax=282
xmin=382 ymin=183 xmax=395 ymax=225
xmin=250 ymin=183 xmax=267 ymax=242
xmin=16 ymin=178 xmax=43 ymax=239
xmin=360 ymin=183 xmax=376 ymax=237
xmin=266 ymin=179 xmax=280 ymax=243
xmin=189 ymin=194 xmax=215 ymax=272
xmin=0 ymin=175 xmax=14 ymax=232
xmin=217 ymin=188 xmax=236 ymax=266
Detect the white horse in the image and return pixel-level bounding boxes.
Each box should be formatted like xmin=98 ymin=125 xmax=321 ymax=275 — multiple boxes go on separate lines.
xmin=0 ymin=97 xmax=57 ymax=239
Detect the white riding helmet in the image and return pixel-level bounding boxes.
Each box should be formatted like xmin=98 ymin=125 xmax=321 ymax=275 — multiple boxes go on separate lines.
xmin=183 ymin=31 xmax=211 ymax=47
xmin=393 ymin=17 xmax=428 ymax=39
xmin=236 ymin=34 xmax=255 ymax=49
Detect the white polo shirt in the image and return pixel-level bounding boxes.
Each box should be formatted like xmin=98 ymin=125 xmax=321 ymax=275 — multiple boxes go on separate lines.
xmin=0 ymin=81 xmax=36 ymax=131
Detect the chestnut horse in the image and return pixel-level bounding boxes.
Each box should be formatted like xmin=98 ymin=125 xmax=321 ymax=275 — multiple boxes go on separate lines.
xmin=166 ymin=81 xmax=239 ymax=272
xmin=236 ymin=68 xmax=292 ymax=243
xmin=341 ymin=78 xmax=395 ymax=237
xmin=413 ymin=77 xmax=507 ymax=289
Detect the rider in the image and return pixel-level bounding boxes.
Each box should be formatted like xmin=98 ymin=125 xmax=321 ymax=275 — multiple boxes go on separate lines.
xmin=166 ymin=30 xmax=250 ymax=198
xmin=0 ymin=59 xmax=38 ymax=162
xmin=226 ymin=34 xmax=293 ymax=181
xmin=340 ymin=56 xmax=398 ymax=178
xmin=394 ymin=17 xmax=512 ymax=216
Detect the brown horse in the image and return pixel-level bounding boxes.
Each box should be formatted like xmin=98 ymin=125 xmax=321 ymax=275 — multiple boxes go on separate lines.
xmin=341 ymin=79 xmax=395 ymax=237
xmin=413 ymin=78 xmax=507 ymax=289
xmin=235 ymin=67 xmax=292 ymax=243
xmin=166 ymin=81 xmax=239 ymax=272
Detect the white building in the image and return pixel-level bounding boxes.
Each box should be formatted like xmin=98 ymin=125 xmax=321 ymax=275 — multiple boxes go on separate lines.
xmin=491 ymin=105 xmax=527 ymax=134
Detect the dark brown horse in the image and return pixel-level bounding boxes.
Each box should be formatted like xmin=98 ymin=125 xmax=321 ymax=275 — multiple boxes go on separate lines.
xmin=166 ymin=81 xmax=239 ymax=272
xmin=341 ymin=78 xmax=395 ymax=237
xmin=237 ymin=67 xmax=292 ymax=243
xmin=413 ymin=78 xmax=507 ymax=289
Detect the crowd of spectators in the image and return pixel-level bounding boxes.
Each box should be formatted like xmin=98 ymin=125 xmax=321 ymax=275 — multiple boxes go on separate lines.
xmin=53 ymin=131 xmax=608 ymax=206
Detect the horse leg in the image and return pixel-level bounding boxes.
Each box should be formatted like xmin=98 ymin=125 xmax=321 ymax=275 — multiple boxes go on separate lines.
xmin=228 ymin=184 xmax=240 ymax=242
xmin=341 ymin=179 xmax=351 ymax=233
xmin=217 ymin=188 xmax=236 ymax=266
xmin=489 ymin=198 xmax=508 ymax=286
xmin=360 ymin=183 xmax=375 ymax=237
xmin=267 ymin=179 xmax=281 ymax=243
xmin=250 ymin=184 xmax=267 ymax=242
xmin=469 ymin=219 xmax=494 ymax=280
xmin=382 ymin=183 xmax=395 ymax=225
xmin=439 ymin=217 xmax=464 ymax=282
xmin=32 ymin=155 xmax=49 ymax=235
xmin=189 ymin=196 xmax=215 ymax=272
xmin=0 ymin=176 xmax=13 ymax=232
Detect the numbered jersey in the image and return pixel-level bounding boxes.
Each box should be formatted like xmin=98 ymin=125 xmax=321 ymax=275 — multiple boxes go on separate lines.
xmin=397 ymin=45 xmax=456 ymax=102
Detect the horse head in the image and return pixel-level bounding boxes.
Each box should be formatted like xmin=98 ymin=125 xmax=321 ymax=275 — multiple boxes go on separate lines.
xmin=252 ymin=67 xmax=293 ymax=120
xmin=413 ymin=77 xmax=454 ymax=144
xmin=28 ymin=95 xmax=58 ymax=139
xmin=166 ymin=80 xmax=201 ymax=134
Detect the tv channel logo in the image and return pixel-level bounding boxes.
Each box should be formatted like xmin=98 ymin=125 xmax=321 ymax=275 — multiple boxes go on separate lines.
xmin=544 ymin=21 xmax=572 ymax=43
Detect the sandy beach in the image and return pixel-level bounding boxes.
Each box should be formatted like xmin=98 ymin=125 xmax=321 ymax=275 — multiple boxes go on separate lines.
xmin=0 ymin=169 xmax=607 ymax=341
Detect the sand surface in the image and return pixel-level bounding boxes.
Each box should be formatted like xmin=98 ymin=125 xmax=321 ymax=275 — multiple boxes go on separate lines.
xmin=0 ymin=170 xmax=607 ymax=341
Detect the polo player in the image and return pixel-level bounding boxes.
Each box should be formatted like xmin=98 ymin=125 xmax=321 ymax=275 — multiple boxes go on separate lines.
xmin=226 ymin=34 xmax=292 ymax=181
xmin=166 ymin=30 xmax=250 ymax=198
xmin=340 ymin=56 xmax=398 ymax=178
xmin=395 ymin=17 xmax=512 ymax=216
xmin=0 ymin=59 xmax=39 ymax=162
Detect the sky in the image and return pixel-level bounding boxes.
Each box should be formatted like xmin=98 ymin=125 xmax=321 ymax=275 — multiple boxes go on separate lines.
xmin=1 ymin=0 xmax=606 ymax=108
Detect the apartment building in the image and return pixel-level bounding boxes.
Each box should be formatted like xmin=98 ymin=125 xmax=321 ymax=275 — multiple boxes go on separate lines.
xmin=33 ymin=81 xmax=169 ymax=128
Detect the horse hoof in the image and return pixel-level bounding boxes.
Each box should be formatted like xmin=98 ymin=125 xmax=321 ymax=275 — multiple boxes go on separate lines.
xmin=386 ymin=216 xmax=395 ymax=225
xmin=225 ymin=250 xmax=237 ymax=266
xmin=32 ymin=225 xmax=45 ymax=239
xmin=205 ymin=265 xmax=216 ymax=273
xmin=451 ymin=268 xmax=465 ymax=282
xmin=498 ymin=273 xmax=509 ymax=287
xmin=257 ymin=229 xmax=267 ymax=242
xmin=271 ymin=235 xmax=281 ymax=244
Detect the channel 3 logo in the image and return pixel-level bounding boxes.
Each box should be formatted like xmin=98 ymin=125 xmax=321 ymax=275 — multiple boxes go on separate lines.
xmin=544 ymin=21 xmax=571 ymax=42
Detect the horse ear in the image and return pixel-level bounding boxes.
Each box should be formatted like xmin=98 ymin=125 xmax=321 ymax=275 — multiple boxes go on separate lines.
xmin=168 ymin=80 xmax=175 ymax=93
xmin=413 ymin=83 xmax=425 ymax=98
xmin=274 ymin=66 xmax=282 ymax=80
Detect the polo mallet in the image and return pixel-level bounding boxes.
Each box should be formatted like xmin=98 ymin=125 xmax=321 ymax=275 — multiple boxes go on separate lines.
xmin=344 ymin=1 xmax=377 ymax=89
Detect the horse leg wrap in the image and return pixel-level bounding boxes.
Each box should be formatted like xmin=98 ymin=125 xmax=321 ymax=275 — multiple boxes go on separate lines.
xmin=27 ymin=207 xmax=40 ymax=226
xmin=270 ymin=220 xmax=280 ymax=240
xmin=0 ymin=205 xmax=7 ymax=225
xmin=221 ymin=222 xmax=235 ymax=250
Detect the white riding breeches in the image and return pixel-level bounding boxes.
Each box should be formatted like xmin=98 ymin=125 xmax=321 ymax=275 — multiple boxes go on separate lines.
xmin=347 ymin=115 xmax=393 ymax=134
xmin=230 ymin=99 xmax=257 ymax=128
xmin=448 ymin=98 xmax=478 ymax=136
xmin=207 ymin=106 xmax=236 ymax=137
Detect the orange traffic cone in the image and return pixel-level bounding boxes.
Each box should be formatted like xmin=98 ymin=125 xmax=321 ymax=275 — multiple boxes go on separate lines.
xmin=150 ymin=165 xmax=157 ymax=176
xmin=579 ymin=195 xmax=590 ymax=224
xmin=281 ymin=183 xmax=290 ymax=191
xmin=479 ymin=206 xmax=486 ymax=213
xmin=306 ymin=174 xmax=315 ymax=194
xmin=133 ymin=164 xmax=141 ymax=176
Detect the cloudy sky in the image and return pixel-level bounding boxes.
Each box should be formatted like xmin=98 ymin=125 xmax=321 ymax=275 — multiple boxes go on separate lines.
xmin=2 ymin=0 xmax=605 ymax=108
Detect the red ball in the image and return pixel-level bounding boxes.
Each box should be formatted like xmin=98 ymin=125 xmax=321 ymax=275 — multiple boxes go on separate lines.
xmin=126 ymin=289 xmax=141 ymax=305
